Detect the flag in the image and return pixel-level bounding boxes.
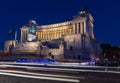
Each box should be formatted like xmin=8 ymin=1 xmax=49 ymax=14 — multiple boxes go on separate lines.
xmin=8 ymin=26 xmax=14 ymax=36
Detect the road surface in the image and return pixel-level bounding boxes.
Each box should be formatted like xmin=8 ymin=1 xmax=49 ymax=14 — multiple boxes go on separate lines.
xmin=0 ymin=62 xmax=120 ymax=83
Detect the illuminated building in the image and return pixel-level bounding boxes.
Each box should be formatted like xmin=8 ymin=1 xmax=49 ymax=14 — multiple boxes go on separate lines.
xmin=4 ymin=9 xmax=101 ymax=60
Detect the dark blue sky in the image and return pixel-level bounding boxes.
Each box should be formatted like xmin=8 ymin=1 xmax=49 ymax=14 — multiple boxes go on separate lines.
xmin=0 ymin=0 xmax=120 ymax=49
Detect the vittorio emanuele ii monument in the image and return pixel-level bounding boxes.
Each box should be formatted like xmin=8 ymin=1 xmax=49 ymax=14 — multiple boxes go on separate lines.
xmin=4 ymin=9 xmax=101 ymax=61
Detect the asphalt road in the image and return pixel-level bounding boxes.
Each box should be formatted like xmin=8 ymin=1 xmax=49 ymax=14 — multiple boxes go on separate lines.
xmin=0 ymin=63 xmax=120 ymax=83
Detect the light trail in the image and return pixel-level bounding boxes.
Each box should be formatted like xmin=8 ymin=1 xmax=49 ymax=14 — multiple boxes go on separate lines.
xmin=0 ymin=70 xmax=80 ymax=83
xmin=0 ymin=64 xmax=120 ymax=74
xmin=0 ymin=70 xmax=81 ymax=79
xmin=0 ymin=62 xmax=120 ymax=69
xmin=1 ymin=64 xmax=87 ymax=72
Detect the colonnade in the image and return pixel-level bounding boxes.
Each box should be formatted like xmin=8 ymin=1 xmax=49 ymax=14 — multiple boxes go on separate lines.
xmin=36 ymin=28 xmax=72 ymax=41
xmin=74 ymin=22 xmax=86 ymax=34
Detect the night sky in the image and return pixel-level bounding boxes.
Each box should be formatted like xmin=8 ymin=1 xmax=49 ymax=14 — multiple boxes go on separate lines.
xmin=0 ymin=0 xmax=120 ymax=49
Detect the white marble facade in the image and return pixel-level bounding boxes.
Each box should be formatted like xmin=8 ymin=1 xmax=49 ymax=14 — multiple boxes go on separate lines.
xmin=4 ymin=9 xmax=101 ymax=60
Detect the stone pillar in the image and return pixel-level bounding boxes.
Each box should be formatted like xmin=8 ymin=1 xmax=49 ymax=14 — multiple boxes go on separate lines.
xmin=54 ymin=31 xmax=56 ymax=39
xmin=21 ymin=29 xmax=23 ymax=42
xmin=81 ymin=22 xmax=83 ymax=34
xmin=43 ymin=32 xmax=44 ymax=40
xmin=51 ymin=31 xmax=54 ymax=40
xmin=48 ymin=31 xmax=50 ymax=40
xmin=84 ymin=22 xmax=86 ymax=34
xmin=46 ymin=32 xmax=47 ymax=40
xmin=40 ymin=32 xmax=41 ymax=40
xmin=50 ymin=31 xmax=51 ymax=40
xmin=77 ymin=23 xmax=79 ymax=34
xmin=41 ymin=32 xmax=43 ymax=40
xmin=75 ymin=23 xmax=77 ymax=34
